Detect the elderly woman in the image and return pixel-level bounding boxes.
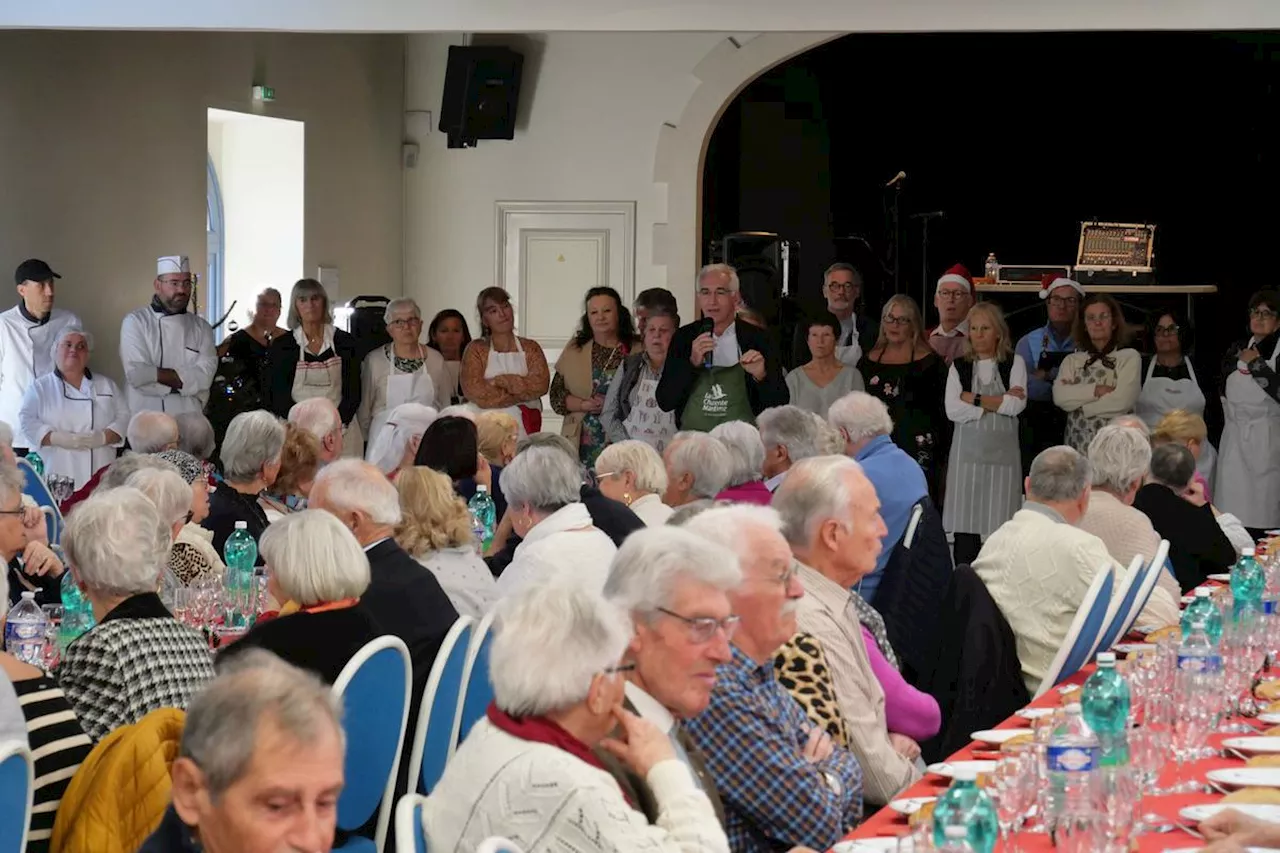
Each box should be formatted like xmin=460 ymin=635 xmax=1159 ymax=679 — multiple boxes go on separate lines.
xmin=395 ymin=466 xmax=498 ymax=618
xmin=153 ymin=450 xmax=225 ymax=584
xmin=59 ymin=486 xmax=215 ymax=741
xmin=709 ymin=421 xmax=772 ymax=505
xmin=266 ymin=278 xmax=362 ymax=457
xmin=593 ymin=440 xmax=673 ymax=527
xmin=127 ymin=465 xmax=222 ymax=590
xmin=175 ymin=412 xmax=216 ymax=462
xmin=496 ymin=445 xmax=617 ymax=596
xmin=364 ymin=402 xmax=437 ymax=480
xmin=551 ymin=286 xmax=637 ymax=466
xmin=428 ymin=309 xmax=473 ymax=406
xmin=476 ymin=410 xmax=518 ymax=467
xmin=202 ymin=410 xmax=284 ymax=560
xmin=216 ymin=509 xmax=383 ymax=684
xmin=1053 ymin=293 xmax=1141 ymax=454
xmin=424 ymin=581 xmax=729 ymax=853
xmin=258 ymin=422 xmax=324 ymax=520
xmin=786 ymin=310 xmax=866 ymax=418
xmin=18 ymin=327 xmax=129 ymax=489
xmin=600 ymin=304 xmax=678 ymax=453
xmin=357 ymin=297 xmax=450 ymax=453
xmin=461 ymin=286 xmax=550 ymax=439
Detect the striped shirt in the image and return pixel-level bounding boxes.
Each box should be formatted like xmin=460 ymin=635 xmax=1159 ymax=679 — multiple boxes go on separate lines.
xmin=12 ymin=675 xmax=93 ymax=853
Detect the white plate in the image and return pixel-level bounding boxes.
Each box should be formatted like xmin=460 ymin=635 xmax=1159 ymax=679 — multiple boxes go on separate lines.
xmin=888 ymin=796 xmax=937 ymax=816
xmin=1207 ymin=767 xmax=1280 ymax=788
xmin=970 ymin=728 xmax=1034 ymax=745
xmin=1209 ymin=573 xmax=1233 ymax=582
xmin=1018 ymin=707 xmax=1056 ymax=721
xmin=1223 ymin=737 xmax=1280 ymax=755
xmin=831 ymin=839 xmax=899 ymax=853
xmin=1181 ymin=803 xmax=1280 ymax=823
xmin=927 ymin=760 xmax=998 ymax=779
xmin=1113 ymin=642 xmax=1156 ymax=655
xmin=1058 ymin=684 xmax=1080 ymax=696
xmin=1259 ymin=713 xmax=1280 ymax=725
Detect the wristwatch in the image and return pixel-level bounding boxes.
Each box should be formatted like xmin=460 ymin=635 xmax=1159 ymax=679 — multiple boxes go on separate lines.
xmin=973 ymin=393 xmax=983 ymax=407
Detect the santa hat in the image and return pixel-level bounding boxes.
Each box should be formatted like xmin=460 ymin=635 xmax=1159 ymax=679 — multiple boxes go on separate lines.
xmin=1038 ymin=274 xmax=1086 ymax=300
xmin=936 ymin=264 xmax=973 ymax=293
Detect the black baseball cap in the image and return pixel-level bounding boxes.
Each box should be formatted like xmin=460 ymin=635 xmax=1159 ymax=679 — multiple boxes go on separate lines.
xmin=14 ymin=259 xmax=60 ymax=285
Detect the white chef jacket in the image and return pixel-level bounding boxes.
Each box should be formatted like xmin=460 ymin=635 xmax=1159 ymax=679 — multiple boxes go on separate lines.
xmin=119 ymin=302 xmax=217 ymax=416
xmin=0 ymin=305 xmax=83 ymax=448
xmin=19 ymin=370 xmax=130 ymax=488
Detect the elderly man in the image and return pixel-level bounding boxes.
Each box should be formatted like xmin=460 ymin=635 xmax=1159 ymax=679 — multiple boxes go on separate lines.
xmin=142 ymin=650 xmax=345 ymax=853
xmin=1016 ymin=276 xmax=1083 ymax=473
xmin=0 ymin=461 xmax=34 ymax=748
xmin=175 ymin=412 xmax=216 ymax=461
xmin=656 ymin=264 xmax=788 ymax=431
xmin=683 ymin=504 xmax=863 ymax=853
xmin=664 ymin=431 xmax=734 ymax=508
xmin=773 ymin=456 xmax=923 ymax=806
xmin=288 ymin=397 xmax=344 ymax=464
xmin=128 ymin=410 xmax=180 ymax=454
xmin=827 ymin=392 xmax=928 ymax=603
xmin=758 ymin=406 xmax=828 ymax=492
xmin=927 ymin=265 xmax=974 ymax=364
xmin=602 ymin=526 xmax=741 ymax=821
xmin=790 ymin=263 xmax=876 ymax=370
xmin=1078 ymin=425 xmax=1181 ymax=628
xmin=974 ymin=446 xmax=1119 ymax=694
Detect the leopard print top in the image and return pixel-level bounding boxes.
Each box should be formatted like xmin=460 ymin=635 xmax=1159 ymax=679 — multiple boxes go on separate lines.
xmin=168 ymin=542 xmax=219 ymax=586
xmin=774 ymin=631 xmax=852 ymax=748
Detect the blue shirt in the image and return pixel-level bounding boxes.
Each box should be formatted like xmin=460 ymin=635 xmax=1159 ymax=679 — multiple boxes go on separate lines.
xmin=854 ymin=434 xmax=929 ymax=603
xmin=1015 ymin=324 xmax=1076 ymax=402
xmin=686 ymin=646 xmax=863 ymax=853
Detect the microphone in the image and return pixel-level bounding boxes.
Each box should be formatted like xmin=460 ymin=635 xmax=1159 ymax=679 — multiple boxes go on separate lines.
xmin=885 ymin=170 xmax=907 ymax=188
xmin=700 ymin=317 xmax=714 ymax=368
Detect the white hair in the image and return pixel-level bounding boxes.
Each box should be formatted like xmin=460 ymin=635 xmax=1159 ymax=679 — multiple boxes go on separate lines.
xmin=827 ymin=391 xmax=894 ymax=446
xmin=594 ymin=440 xmax=668 ymax=495
xmin=436 ymin=405 xmax=476 ymax=423
xmin=697 ymin=263 xmax=740 ymax=293
xmin=815 ymin=417 xmax=846 ymax=456
xmin=709 ymin=421 xmax=765 ymax=487
xmin=0 ymin=462 xmax=23 ymax=521
xmin=681 ymin=503 xmax=785 ymax=569
xmin=313 ymin=459 xmax=402 ymax=526
xmin=127 ymin=410 xmax=180 ymax=454
xmin=383 ymin=297 xmax=422 ymax=325
xmin=666 ymin=432 xmax=733 ymax=499
xmin=0 ymin=420 xmax=12 ymax=448
xmin=757 ymin=406 xmax=824 ymax=464
xmin=364 ymin=403 xmax=437 ymax=474
xmin=287 ymin=398 xmax=342 ymax=442
xmin=1028 ymin=445 xmax=1091 ymax=503
xmin=125 ymin=467 xmax=193 ymax=527
xmin=603 ymin=526 xmax=742 ymax=617
xmin=500 ymin=445 xmax=581 ymax=513
xmin=1109 ymin=414 xmax=1151 ymax=438
xmin=175 ymin=412 xmax=217 ymax=461
xmin=490 ymin=579 xmax=632 ymax=717
xmin=1088 ymin=424 xmax=1152 ymax=495
xmin=99 ymin=453 xmax=178 ymax=490
xmin=49 ymin=326 xmax=93 ymax=367
xmin=63 ymin=486 xmax=172 ymax=598
xmin=259 ymin=510 xmax=371 ymax=606
xmin=221 ymin=410 xmax=286 ymax=483
xmin=772 ymin=455 xmax=862 ymax=548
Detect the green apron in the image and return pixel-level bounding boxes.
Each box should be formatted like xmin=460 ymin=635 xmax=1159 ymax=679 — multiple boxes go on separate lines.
xmin=681 ymin=363 xmax=755 ymax=431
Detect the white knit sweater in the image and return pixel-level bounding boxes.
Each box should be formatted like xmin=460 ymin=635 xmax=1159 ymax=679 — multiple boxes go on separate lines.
xmin=1077 ymin=490 xmax=1180 ymax=630
xmin=424 ymin=718 xmax=729 ymax=853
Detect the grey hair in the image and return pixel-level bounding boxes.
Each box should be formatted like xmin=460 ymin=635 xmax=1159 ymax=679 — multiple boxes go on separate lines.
xmin=516 ymin=431 xmax=577 ymax=459
xmin=63 ymin=486 xmax=172 ymax=598
xmin=99 ymin=453 xmax=179 ymax=490
xmin=666 ymin=432 xmax=733 ymax=499
xmin=500 ymin=445 xmax=582 ymax=513
xmin=221 ymin=410 xmax=286 ymax=483
xmin=0 ymin=462 xmax=24 ymax=516
xmin=383 ymin=297 xmax=422 ymax=325
xmin=1088 ymin=424 xmax=1152 ymax=495
xmin=436 ymin=405 xmax=476 ymax=423
xmin=1149 ymin=442 xmax=1196 ymax=491
xmin=594 ymin=440 xmax=668 ymax=495
xmin=603 ymin=526 xmax=742 ymax=617
xmin=823 ymin=262 xmax=862 ymax=284
xmin=127 ymin=411 xmax=180 ymax=454
xmin=1027 ymin=445 xmax=1091 ymax=503
xmin=827 ymin=391 xmax=894 ymax=445
xmin=681 ymin=503 xmax=785 ymax=568
xmin=697 ymin=263 xmax=740 ymax=293
xmin=0 ymin=420 xmax=12 ymax=448
xmin=125 ymin=467 xmax=192 ymax=527
xmin=666 ymin=498 xmax=730 ymax=527
xmin=757 ymin=406 xmax=824 ymax=465
xmin=490 ymin=580 xmax=633 ymax=717
xmin=191 ymin=649 xmax=343 ymax=799
xmin=259 ymin=510 xmax=370 ymax=606
xmin=815 ymin=418 xmax=847 ymax=455
xmin=313 ymin=459 xmax=402 ymax=525
xmin=286 ymin=278 xmax=332 ymax=329
xmin=709 ymin=421 xmax=765 ymax=487
xmin=287 ymin=398 xmax=342 ymax=442
xmin=1109 ymin=414 xmax=1151 ymax=438
xmin=175 ymin=412 xmax=217 ymax=461
xmin=49 ymin=326 xmax=93 ymax=367
xmin=772 ymin=455 xmax=862 ymax=547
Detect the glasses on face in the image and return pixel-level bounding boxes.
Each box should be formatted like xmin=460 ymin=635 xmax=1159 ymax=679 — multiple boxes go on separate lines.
xmin=1048 ymin=296 xmax=1079 ymax=309
xmin=698 ymin=288 xmax=733 ymax=299
xmin=387 ymin=318 xmax=421 ymax=329
xmin=603 ymin=662 xmax=638 ymax=675
xmin=826 ymin=281 xmax=857 ymax=293
xmin=1085 ymin=313 xmax=1112 ymax=325
xmin=882 ymin=315 xmax=911 ymax=327
xmin=160 ymin=277 xmax=194 ymax=290
xmin=1251 ymin=308 xmax=1278 ymax=320
xmin=0 ymin=503 xmax=24 ymax=518
xmin=936 ymin=290 xmax=969 ymax=302
xmin=1155 ymin=324 xmax=1180 ymax=336
xmin=655 ymin=607 xmax=741 ymax=643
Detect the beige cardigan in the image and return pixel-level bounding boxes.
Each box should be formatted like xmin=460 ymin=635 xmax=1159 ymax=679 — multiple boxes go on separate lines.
xmin=554 ymin=341 xmax=596 ymax=448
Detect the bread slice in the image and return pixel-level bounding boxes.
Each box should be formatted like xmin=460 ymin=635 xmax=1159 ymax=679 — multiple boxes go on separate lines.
xmin=1223 ymin=787 xmax=1280 ymax=804
xmin=908 ymin=801 xmax=935 ymax=828
xmin=1144 ymin=625 xmax=1180 ymax=644
xmin=1256 ymin=681 xmax=1280 ymax=701
xmin=1246 ymin=755 xmax=1280 ymax=767
xmin=1001 ymin=733 xmax=1035 ymax=754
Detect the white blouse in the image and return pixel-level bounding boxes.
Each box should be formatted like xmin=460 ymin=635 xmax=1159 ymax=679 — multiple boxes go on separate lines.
xmin=944 ymin=356 xmax=1029 ymax=424
xmin=414 ymin=546 xmax=499 ymax=618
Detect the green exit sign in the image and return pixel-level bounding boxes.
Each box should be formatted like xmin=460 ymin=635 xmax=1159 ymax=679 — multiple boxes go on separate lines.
xmin=252 ymin=85 xmax=275 ymax=102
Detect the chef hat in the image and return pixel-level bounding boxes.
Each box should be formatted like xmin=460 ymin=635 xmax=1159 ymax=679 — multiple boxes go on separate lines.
xmin=1038 ymin=274 xmax=1086 ymax=300
xmin=157 ymin=256 xmax=190 ymax=276
xmin=936 ymin=264 xmax=973 ymax=294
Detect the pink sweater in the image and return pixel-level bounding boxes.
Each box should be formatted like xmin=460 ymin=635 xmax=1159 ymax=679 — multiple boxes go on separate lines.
xmin=861 ymin=625 xmax=941 ymax=741
xmin=715 ymin=481 xmax=773 ymax=506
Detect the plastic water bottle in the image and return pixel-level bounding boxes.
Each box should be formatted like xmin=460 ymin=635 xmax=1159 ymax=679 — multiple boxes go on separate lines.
xmin=58 ymin=570 xmax=94 ymax=646
xmin=1181 ymin=587 xmax=1224 ymax=646
xmin=931 ymin=768 xmax=998 ymax=853
xmin=468 ymin=486 xmax=496 ymax=552
xmin=1232 ymin=547 xmax=1265 ymax=620
xmin=984 ymin=253 xmax=999 ymax=281
xmin=1043 ymin=704 xmax=1099 ymax=836
xmin=5 ymin=591 xmax=48 ymax=666
xmin=1081 ymin=652 xmax=1131 ymax=766
xmin=469 ymin=510 xmax=488 ymax=556
xmin=1176 ymin=623 xmax=1223 ymax=700
xmin=938 ymin=826 xmax=974 ymax=853
xmin=223 ymin=522 xmax=258 ymax=628
xmin=1262 ymin=550 xmax=1280 ymax=660
xmin=23 ymin=450 xmax=44 ymax=479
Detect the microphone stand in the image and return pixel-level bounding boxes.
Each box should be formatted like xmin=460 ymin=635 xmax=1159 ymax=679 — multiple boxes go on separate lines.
xmin=891 ymin=183 xmax=903 ymax=295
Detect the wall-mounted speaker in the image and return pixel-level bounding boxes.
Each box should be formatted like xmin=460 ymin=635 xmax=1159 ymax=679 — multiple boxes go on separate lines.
xmin=438 ymin=45 xmax=524 ymax=149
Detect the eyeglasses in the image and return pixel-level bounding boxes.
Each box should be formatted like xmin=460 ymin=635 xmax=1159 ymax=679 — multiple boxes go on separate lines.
xmin=1155 ymin=323 xmax=1180 ymax=336
xmin=603 ymin=662 xmax=638 ymax=675
xmin=1251 ymin=308 xmax=1278 ymax=320
xmin=160 ymin=278 xmax=195 ymax=290
xmin=654 ymin=607 xmax=741 ymax=643
xmin=698 ymin=288 xmax=734 ymax=299
xmin=1048 ymin=296 xmax=1079 ymax=308
xmin=0 ymin=504 xmax=24 ymax=518
xmin=595 ymin=470 xmax=621 ymax=479
xmin=1085 ymin=313 xmax=1112 ymax=324
xmin=826 ymin=282 xmax=858 ymax=292
xmin=935 ymin=290 xmax=969 ymax=301
xmin=387 ymin=318 xmax=422 ymax=329
xmin=882 ymin=315 xmax=911 ymax=327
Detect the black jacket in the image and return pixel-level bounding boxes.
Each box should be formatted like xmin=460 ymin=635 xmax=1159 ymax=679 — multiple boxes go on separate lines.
xmin=201 ymin=485 xmax=269 ymax=565
xmin=217 ymin=602 xmax=387 ymax=686
xmin=1133 ymin=483 xmax=1237 ymax=592
xmin=655 ymin=318 xmax=789 ymax=427
xmin=363 ymin=539 xmax=460 ymax=685
xmin=266 ymin=329 xmax=363 ymax=426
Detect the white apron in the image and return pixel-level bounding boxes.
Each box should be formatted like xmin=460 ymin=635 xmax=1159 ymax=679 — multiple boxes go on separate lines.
xmin=1136 ymin=357 xmax=1207 ymax=427
xmin=621 ymin=368 xmax=676 ymax=453
xmin=38 ymin=374 xmax=124 ymax=489
xmin=473 ymin=337 xmax=542 ymax=439
xmin=1217 ymin=340 xmax=1280 ymax=529
xmin=366 ymin=345 xmax=436 ymax=452
xmin=292 ymin=327 xmax=362 ymax=457
xmin=942 ymin=364 xmax=1022 ymax=537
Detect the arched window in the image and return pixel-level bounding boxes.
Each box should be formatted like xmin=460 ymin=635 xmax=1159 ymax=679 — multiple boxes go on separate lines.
xmin=206 ymin=154 xmax=226 ymax=339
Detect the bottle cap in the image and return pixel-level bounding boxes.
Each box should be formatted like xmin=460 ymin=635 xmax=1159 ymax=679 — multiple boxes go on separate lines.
xmin=476 ymin=484 xmax=488 ymax=493
xmin=234 ymin=521 xmax=248 ymax=530
xmin=1245 ymin=547 xmax=1256 ymax=557
xmin=1096 ymin=652 xmax=1116 ymax=666
xmin=20 ymin=590 xmax=34 ymax=600
xmin=944 ymin=826 xmax=969 ymax=840
xmin=951 ymin=768 xmax=978 ymax=782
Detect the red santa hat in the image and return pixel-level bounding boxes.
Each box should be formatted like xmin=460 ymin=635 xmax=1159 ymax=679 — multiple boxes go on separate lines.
xmin=936 ymin=264 xmax=973 ymax=293
xmin=1038 ymin=273 xmax=1086 ymax=300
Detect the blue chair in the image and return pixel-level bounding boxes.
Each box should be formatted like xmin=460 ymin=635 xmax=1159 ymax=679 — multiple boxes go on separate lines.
xmin=394 ymin=794 xmax=429 ymax=853
xmin=451 ymin=609 xmax=496 ymax=755
xmin=333 ymin=635 xmax=412 ymax=853
xmin=1034 ymin=564 xmax=1115 ymax=698
xmin=407 ymin=615 xmax=473 ymax=793
xmin=1098 ymin=539 xmax=1170 ymax=651
xmin=0 ymin=740 xmax=33 ymax=853
xmin=17 ymin=457 xmax=61 ymax=544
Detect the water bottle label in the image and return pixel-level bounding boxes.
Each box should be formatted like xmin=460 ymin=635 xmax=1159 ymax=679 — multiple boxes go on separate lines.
xmin=1046 ymin=744 xmax=1097 ymax=773
xmin=4 ymin=621 xmax=42 ymax=641
xmin=1176 ymin=653 xmax=1222 ymax=673
xmin=1266 ymin=599 xmax=1278 ymax=616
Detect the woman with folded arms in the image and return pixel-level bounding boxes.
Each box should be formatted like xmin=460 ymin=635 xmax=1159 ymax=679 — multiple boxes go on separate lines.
xmin=1053 ymin=294 xmax=1140 ymax=454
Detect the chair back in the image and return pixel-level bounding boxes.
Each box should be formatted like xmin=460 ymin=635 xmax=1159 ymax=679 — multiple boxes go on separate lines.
xmin=874 ymin=496 xmax=953 ymax=685
xmin=0 ymin=741 xmax=32 ymax=853
xmin=333 ymin=635 xmax=412 ymax=853
xmin=1099 ymin=542 xmax=1170 ymax=650
xmin=394 ymin=794 xmax=429 ymax=853
xmin=17 ymin=457 xmax=62 ymax=544
xmin=476 ymin=837 xmax=526 ymax=853
xmin=903 ymin=502 xmax=925 ymax=549
xmin=1035 ymin=565 xmax=1115 ymax=698
xmin=452 ymin=609 xmax=497 ymax=754
xmin=408 ymin=615 xmax=474 ymax=793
